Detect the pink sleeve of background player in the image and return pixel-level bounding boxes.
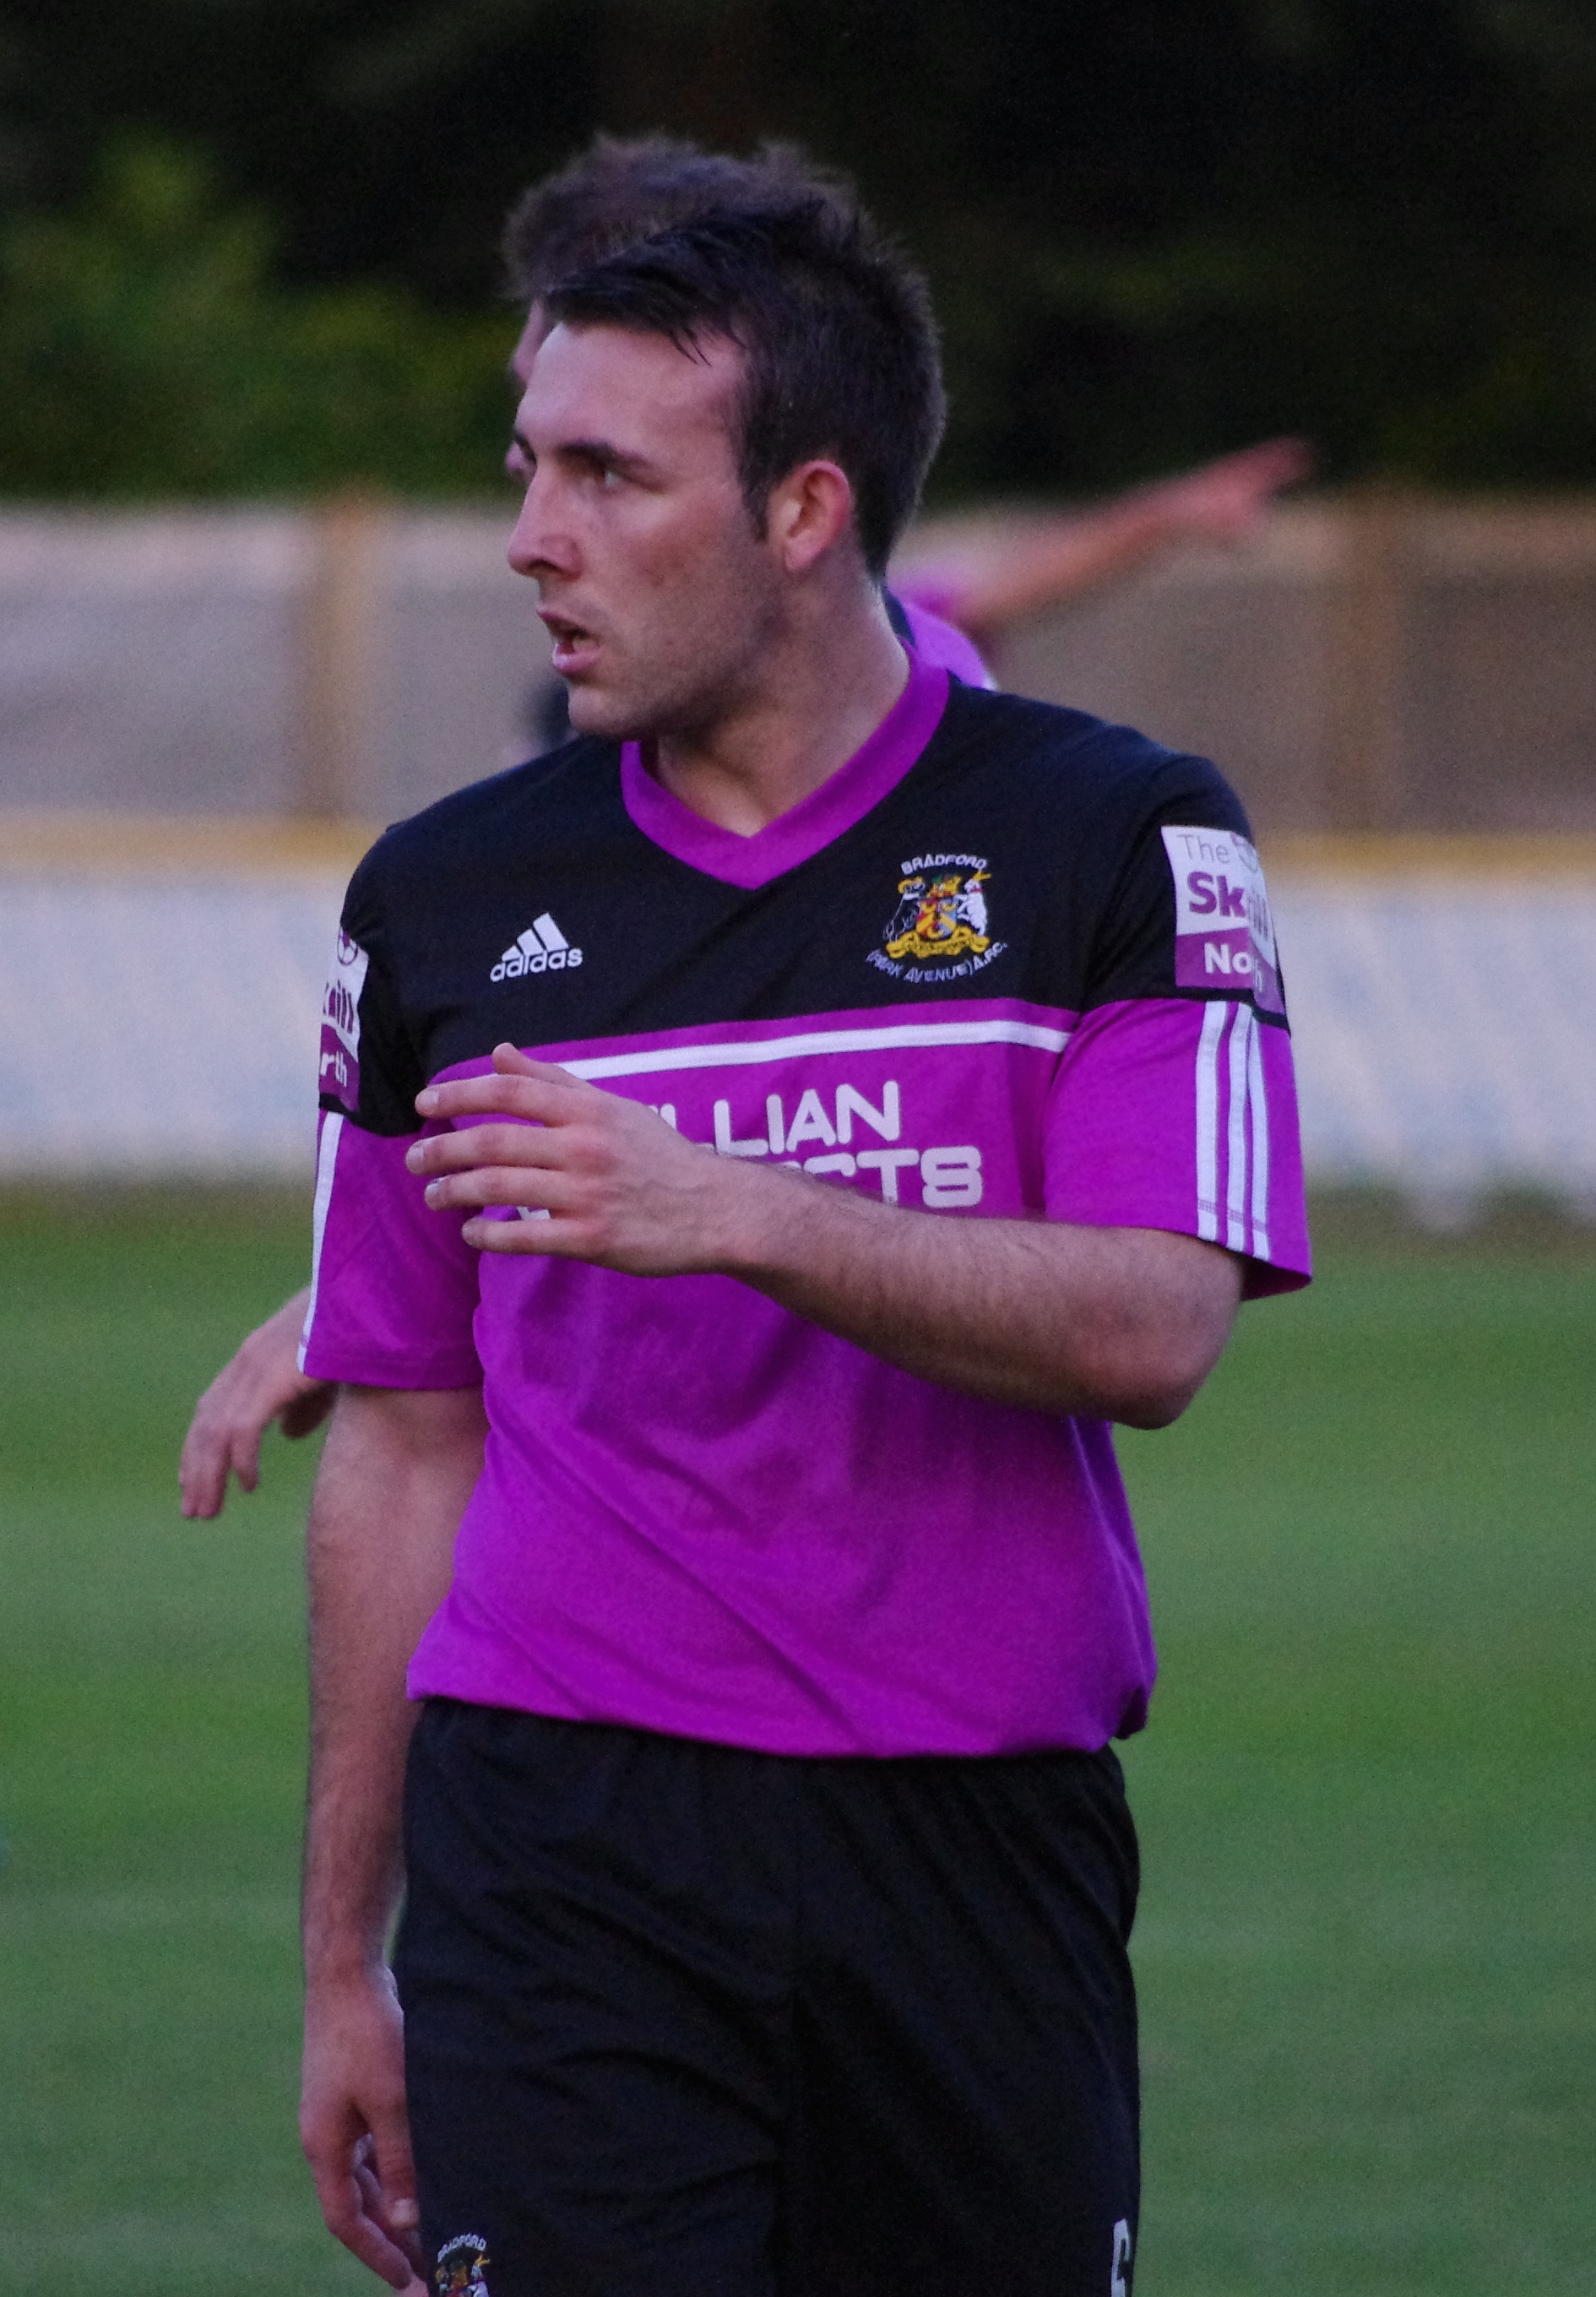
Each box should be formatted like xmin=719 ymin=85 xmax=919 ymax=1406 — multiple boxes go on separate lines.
xmin=1044 ymin=996 xmax=1311 ymax=1296
xmin=895 ymin=589 xmax=996 ymax=689
xmin=299 ymin=1110 xmax=485 ymax=1385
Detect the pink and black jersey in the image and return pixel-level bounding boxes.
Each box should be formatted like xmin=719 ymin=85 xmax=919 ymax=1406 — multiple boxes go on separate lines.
xmin=303 ymin=652 xmax=1309 ymax=1759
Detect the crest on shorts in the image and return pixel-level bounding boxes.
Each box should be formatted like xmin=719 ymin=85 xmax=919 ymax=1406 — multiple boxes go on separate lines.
xmin=867 ymin=851 xmax=1006 ymax=984
xmin=435 ymin=2233 xmax=491 ymax=2292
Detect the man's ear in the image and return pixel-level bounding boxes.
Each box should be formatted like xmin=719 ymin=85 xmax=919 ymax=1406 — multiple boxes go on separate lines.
xmin=767 ymin=459 xmax=855 ymax=573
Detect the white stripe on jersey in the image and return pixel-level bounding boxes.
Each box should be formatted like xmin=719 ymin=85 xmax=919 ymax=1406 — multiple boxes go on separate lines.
xmin=300 ymin=1111 xmax=344 ymax=1371
xmin=1195 ymin=1000 xmax=1228 ymax=1243
xmin=561 ymin=1013 xmax=1072 ymax=1085
xmin=1226 ymin=1005 xmax=1254 ymax=1253
xmin=1247 ymin=1009 xmax=1271 ymax=1262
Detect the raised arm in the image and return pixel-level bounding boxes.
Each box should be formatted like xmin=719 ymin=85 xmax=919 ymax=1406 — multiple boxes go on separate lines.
xmin=179 ymin=1288 xmax=334 ymax=1519
xmin=896 ymin=437 xmax=1314 ymax=645
xmin=299 ymin=1381 xmax=487 ymax=2292
xmin=404 ymin=1048 xmax=1241 ymax=1427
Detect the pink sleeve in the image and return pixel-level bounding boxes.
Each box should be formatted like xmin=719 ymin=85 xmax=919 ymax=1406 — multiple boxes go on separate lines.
xmin=300 ymin=1110 xmax=485 ymax=1386
xmin=896 ymin=592 xmax=995 ymax=689
xmin=1044 ymin=997 xmax=1311 ymax=1297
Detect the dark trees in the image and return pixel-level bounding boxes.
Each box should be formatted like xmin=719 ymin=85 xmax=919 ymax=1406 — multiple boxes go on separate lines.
xmin=4 ymin=0 xmax=1596 ymax=496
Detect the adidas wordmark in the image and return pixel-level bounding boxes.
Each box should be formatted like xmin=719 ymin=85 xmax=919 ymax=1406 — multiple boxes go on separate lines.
xmin=491 ymin=914 xmax=584 ymax=982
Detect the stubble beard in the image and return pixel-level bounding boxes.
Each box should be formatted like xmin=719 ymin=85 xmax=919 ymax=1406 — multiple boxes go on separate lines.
xmin=566 ymin=587 xmax=784 ymax=750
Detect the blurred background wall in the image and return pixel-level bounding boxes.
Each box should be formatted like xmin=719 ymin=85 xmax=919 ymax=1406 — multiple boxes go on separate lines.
xmin=8 ymin=497 xmax=1596 ymax=835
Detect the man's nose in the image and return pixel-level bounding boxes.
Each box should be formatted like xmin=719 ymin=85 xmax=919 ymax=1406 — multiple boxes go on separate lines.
xmin=507 ymin=472 xmax=575 ymax=582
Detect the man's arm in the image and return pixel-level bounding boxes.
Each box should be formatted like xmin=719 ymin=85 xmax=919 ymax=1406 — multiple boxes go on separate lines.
xmin=179 ymin=1288 xmax=334 ymax=1518
xmin=406 ymin=1049 xmax=1240 ymax=1425
xmin=300 ymin=1381 xmax=487 ymax=2292
xmin=893 ymin=437 xmax=1313 ymax=644
xmin=728 ymin=1182 xmax=1236 ymax=1425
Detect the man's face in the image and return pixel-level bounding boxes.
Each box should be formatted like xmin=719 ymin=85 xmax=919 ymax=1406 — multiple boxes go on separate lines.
xmin=507 ymin=320 xmax=784 ymax=742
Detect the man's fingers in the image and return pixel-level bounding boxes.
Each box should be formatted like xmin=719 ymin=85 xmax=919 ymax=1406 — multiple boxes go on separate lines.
xmin=177 ymin=1470 xmax=223 ymax=1520
xmin=407 ymin=1121 xmax=565 ymax=1179
xmin=1248 ymin=435 xmax=1315 ymax=483
xmin=369 ymin=2112 xmax=422 ymax=2255
xmin=179 ymin=1391 xmax=253 ymax=1517
xmin=415 ymin=1052 xmax=585 ymax=1126
xmin=1206 ymin=436 xmax=1314 ymax=488
xmin=1168 ymin=438 xmax=1314 ymax=537
xmin=307 ymin=2146 xmax=418 ymax=2289
xmin=177 ymin=1421 xmax=225 ymax=1518
xmin=226 ymin=1423 xmax=264 ymax=1494
xmin=465 ymin=1212 xmax=584 ymax=1255
xmin=425 ymin=1165 xmax=578 ymax=1218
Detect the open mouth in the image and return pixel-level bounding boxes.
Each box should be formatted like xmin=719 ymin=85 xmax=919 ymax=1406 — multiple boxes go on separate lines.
xmin=540 ymin=611 xmax=600 ymax=679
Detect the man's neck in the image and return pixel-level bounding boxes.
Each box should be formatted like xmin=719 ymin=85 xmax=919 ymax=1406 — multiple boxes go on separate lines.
xmin=649 ymin=595 xmax=910 ymax=837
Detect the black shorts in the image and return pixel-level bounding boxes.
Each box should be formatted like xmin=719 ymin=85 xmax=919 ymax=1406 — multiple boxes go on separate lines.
xmin=396 ymin=1700 xmax=1140 ymax=2297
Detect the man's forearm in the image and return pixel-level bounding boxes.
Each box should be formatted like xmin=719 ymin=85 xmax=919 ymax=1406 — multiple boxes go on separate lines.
xmin=302 ymin=1385 xmax=487 ymax=1985
xmin=725 ymin=1174 xmax=1240 ymax=1425
xmin=408 ymin=1052 xmax=1243 ymax=1425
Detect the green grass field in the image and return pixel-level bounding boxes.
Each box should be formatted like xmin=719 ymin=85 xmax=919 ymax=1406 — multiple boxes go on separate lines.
xmin=2 ymin=1190 xmax=1592 ymax=2295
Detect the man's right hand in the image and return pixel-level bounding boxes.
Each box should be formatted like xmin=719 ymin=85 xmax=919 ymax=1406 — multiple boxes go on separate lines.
xmin=301 ymin=1966 xmax=426 ymax=2292
xmin=179 ymin=1288 xmax=334 ymax=1518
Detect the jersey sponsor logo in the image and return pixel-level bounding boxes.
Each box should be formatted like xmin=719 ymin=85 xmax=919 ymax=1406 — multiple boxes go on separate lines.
xmin=318 ymin=927 xmax=369 ymax=1110
xmin=1160 ymin=825 xmax=1282 ymax=1013
xmin=490 ymin=913 xmax=584 ymax=982
xmin=435 ymin=2233 xmax=491 ymax=2292
xmin=867 ymin=850 xmax=1008 ymax=983
xmin=654 ymin=1074 xmax=985 ymax=1208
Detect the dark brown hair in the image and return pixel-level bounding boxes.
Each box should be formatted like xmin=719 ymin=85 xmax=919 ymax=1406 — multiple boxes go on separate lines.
xmin=502 ymin=133 xmax=852 ymax=304
xmin=543 ymin=199 xmax=946 ymax=578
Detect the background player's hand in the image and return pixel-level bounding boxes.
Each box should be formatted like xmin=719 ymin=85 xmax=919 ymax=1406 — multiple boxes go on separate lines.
xmin=408 ymin=1044 xmax=770 ymax=1275
xmin=179 ymin=1288 xmax=335 ymax=1518
xmin=1148 ymin=436 xmax=1314 ymax=544
xmin=301 ymin=1966 xmax=425 ymax=2290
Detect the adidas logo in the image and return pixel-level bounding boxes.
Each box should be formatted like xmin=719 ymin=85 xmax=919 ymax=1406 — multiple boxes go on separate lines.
xmin=490 ymin=914 xmax=584 ymax=982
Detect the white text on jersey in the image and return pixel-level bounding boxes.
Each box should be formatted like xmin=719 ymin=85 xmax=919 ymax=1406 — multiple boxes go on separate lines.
xmin=649 ymin=1078 xmax=983 ymax=1209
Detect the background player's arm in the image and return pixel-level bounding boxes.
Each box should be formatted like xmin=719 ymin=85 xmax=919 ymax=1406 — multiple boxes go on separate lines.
xmin=895 ymin=437 xmax=1312 ymax=643
xmin=408 ymin=1050 xmax=1240 ymax=1425
xmin=179 ymin=1287 xmax=334 ymax=1518
xmin=301 ymin=1382 xmax=487 ymax=2292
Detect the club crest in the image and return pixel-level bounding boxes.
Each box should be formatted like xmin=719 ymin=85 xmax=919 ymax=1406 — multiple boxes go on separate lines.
xmin=435 ymin=2234 xmax=491 ymax=2292
xmin=867 ymin=851 xmax=1007 ymax=983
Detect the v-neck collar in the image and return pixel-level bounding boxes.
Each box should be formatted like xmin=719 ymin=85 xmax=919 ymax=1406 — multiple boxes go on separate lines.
xmin=619 ymin=650 xmax=950 ymax=889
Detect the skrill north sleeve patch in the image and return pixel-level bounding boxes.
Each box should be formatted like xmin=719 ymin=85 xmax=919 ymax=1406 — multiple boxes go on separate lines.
xmin=318 ymin=927 xmax=370 ymax=1112
xmin=1160 ymin=824 xmax=1282 ymax=1013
